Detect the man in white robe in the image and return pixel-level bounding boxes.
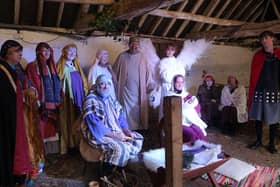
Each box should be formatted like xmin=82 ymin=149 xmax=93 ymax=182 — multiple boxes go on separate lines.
xmin=113 ymin=37 xmax=153 ymax=130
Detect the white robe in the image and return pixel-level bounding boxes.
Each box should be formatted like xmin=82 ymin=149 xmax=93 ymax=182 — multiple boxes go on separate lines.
xmin=159 ymin=56 xmax=185 ymax=96
xmin=219 ymin=85 xmax=248 ymax=123
xmin=87 ymin=61 xmax=116 ymax=99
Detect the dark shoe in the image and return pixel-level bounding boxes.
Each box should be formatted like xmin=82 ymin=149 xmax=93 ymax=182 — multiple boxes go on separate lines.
xmin=247 ymin=141 xmax=263 ymax=149
xmin=268 ymin=145 xmax=278 ymax=154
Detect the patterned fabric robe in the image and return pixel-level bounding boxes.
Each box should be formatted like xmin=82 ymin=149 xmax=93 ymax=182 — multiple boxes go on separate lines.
xmin=82 ymin=89 xmax=143 ymax=166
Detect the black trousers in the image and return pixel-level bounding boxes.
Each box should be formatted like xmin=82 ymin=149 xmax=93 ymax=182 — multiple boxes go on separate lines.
xmin=255 ymin=120 xmax=279 ymax=146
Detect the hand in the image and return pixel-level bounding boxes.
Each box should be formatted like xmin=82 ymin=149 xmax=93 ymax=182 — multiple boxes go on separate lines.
xmin=211 ymin=99 xmax=216 ymax=103
xmin=114 ymin=133 xmax=133 ymax=142
xmin=123 ymin=129 xmax=136 ymax=139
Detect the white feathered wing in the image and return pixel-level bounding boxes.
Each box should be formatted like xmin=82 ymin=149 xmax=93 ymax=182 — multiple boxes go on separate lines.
xmin=177 ymin=39 xmax=211 ymax=70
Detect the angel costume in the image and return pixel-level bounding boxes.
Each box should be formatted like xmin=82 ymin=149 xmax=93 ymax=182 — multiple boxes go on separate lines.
xmin=159 ymin=56 xmax=185 ymax=96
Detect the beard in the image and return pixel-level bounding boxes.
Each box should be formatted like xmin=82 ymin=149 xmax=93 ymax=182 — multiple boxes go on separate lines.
xmin=96 ymin=87 xmax=111 ymax=98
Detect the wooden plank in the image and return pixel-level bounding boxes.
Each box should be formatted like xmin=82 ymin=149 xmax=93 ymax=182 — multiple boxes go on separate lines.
xmin=114 ymin=0 xmax=184 ymax=19
xmin=175 ymin=0 xmax=203 ymax=38
xmin=56 ymin=2 xmax=64 ymax=27
xmin=149 ymin=9 xmax=244 ymax=26
xmin=191 ymin=0 xmax=220 ymax=33
xmin=272 ymin=0 xmax=280 ymax=18
xmin=233 ymin=0 xmax=254 ymax=20
xmin=242 ymin=0 xmax=264 ymax=22
xmin=0 ymin=22 xmax=84 ymax=37
xmin=14 ymin=0 xmax=20 ymax=24
xmin=37 ymin=0 xmax=44 ymax=26
xmin=163 ymin=96 xmax=183 ymax=187
xmin=250 ymin=4 xmax=265 ymax=22
xmin=205 ymin=0 xmax=232 ymax=31
xmin=186 ymin=19 xmax=280 ymax=40
xmin=162 ymin=1 xmax=188 ymax=37
xmin=150 ymin=5 xmax=171 ymax=35
xmin=223 ymin=0 xmax=242 ymax=19
xmin=45 ymin=0 xmax=113 ymax=5
xmin=261 ymin=0 xmax=271 ymax=21
xmin=74 ymin=4 xmax=91 ymax=30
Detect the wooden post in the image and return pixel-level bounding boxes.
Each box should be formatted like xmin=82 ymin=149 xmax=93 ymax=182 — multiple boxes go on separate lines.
xmin=164 ymin=96 xmax=183 ymax=187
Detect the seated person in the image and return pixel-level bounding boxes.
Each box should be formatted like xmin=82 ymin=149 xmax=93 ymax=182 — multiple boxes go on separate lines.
xmin=167 ymin=74 xmax=207 ymax=144
xmin=219 ymin=75 xmax=248 ymax=135
xmin=197 ymin=75 xmax=219 ymax=127
xmin=81 ymin=74 xmax=143 ymax=168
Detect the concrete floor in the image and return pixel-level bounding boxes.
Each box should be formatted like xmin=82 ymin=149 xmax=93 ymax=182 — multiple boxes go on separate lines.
xmin=39 ymin=124 xmax=280 ymax=187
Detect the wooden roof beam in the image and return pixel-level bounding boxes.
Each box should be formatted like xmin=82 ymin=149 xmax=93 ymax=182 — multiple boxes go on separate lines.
xmin=45 ymin=0 xmax=114 ymax=5
xmin=242 ymin=0 xmax=264 ymax=22
xmin=223 ymin=0 xmax=242 ymax=19
xmin=56 ymin=2 xmax=64 ymax=27
xmin=190 ymin=0 xmax=220 ymax=33
xmin=261 ymin=0 xmax=271 ymax=21
xmin=174 ymin=0 xmax=203 ymax=38
xmin=162 ymin=1 xmax=188 ymax=37
xmin=148 ymin=9 xmax=245 ymax=26
xmin=233 ymin=0 xmax=254 ymax=20
xmin=14 ymin=0 xmax=20 ymax=24
xmin=186 ymin=19 xmax=280 ymax=40
xmin=205 ymin=0 xmax=232 ymax=31
xmin=149 ymin=5 xmax=172 ymax=35
xmin=114 ymin=0 xmax=184 ymax=20
xmin=37 ymin=0 xmax=44 ymax=26
xmin=271 ymin=0 xmax=280 ymax=18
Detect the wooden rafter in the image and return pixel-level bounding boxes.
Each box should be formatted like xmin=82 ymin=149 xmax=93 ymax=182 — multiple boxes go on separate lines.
xmin=162 ymin=1 xmax=188 ymax=37
xmin=233 ymin=0 xmax=254 ymax=20
xmin=242 ymin=0 xmax=264 ymax=22
xmin=37 ymin=0 xmax=44 ymax=26
xmin=186 ymin=19 xmax=280 ymax=40
xmin=205 ymin=0 xmax=232 ymax=31
xmin=14 ymin=0 xmax=20 ymax=24
xmin=174 ymin=0 xmax=203 ymax=38
xmin=138 ymin=15 xmax=148 ymax=28
xmin=261 ymin=0 xmax=271 ymax=21
xmin=114 ymin=0 xmax=184 ymax=20
xmin=191 ymin=0 xmax=220 ymax=33
xmin=45 ymin=0 xmax=113 ymax=5
xmin=271 ymin=0 xmax=280 ymax=18
xmin=0 ymin=22 xmax=83 ymax=36
xmin=74 ymin=4 xmax=91 ymax=30
xmin=148 ymin=5 xmax=171 ymax=35
xmin=56 ymin=2 xmax=64 ymax=27
xmin=250 ymin=5 xmax=265 ymax=22
xmin=148 ymin=9 xmax=244 ymax=26
xmin=223 ymin=0 xmax=242 ymax=19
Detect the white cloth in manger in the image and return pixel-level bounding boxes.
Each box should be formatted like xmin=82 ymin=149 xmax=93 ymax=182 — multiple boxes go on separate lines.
xmin=142 ymin=140 xmax=222 ymax=173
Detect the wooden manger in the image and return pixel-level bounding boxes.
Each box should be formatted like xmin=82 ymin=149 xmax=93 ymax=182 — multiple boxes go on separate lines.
xmin=151 ymin=96 xmax=229 ymax=187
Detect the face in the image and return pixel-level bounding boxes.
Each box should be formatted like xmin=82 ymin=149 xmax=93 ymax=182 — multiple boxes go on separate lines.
xmin=98 ymin=51 xmax=109 ymax=65
xmin=229 ymin=77 xmax=237 ymax=87
xmin=39 ymin=47 xmax=51 ymax=60
xmin=64 ymin=46 xmax=77 ymax=61
xmin=96 ymin=80 xmax=111 ymax=97
xmin=129 ymin=41 xmax=140 ymax=54
xmin=174 ymin=76 xmax=184 ymax=91
xmin=261 ymin=35 xmax=274 ymax=51
xmin=166 ymin=46 xmax=176 ymax=57
xmin=205 ymin=78 xmax=213 ymax=87
xmin=6 ymin=46 xmax=22 ymax=64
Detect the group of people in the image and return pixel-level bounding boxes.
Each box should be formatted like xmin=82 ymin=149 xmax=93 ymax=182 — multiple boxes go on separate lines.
xmin=0 ymin=37 xmax=148 ymax=187
xmin=1 ymin=30 xmax=279 ymax=186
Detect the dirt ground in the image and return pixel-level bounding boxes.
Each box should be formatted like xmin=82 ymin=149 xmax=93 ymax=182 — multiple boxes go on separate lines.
xmin=39 ymin=123 xmax=280 ymax=187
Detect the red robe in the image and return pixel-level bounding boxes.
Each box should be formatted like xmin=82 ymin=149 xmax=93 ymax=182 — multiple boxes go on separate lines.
xmin=248 ymin=48 xmax=280 ymax=110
